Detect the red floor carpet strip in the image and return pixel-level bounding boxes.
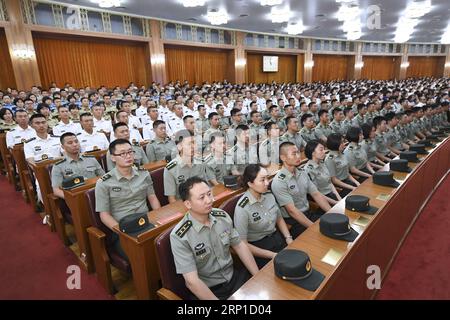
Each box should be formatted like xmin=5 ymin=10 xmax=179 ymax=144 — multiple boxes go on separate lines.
xmin=0 ymin=175 xmax=114 ymax=300
xmin=376 ymin=174 xmax=450 ymax=300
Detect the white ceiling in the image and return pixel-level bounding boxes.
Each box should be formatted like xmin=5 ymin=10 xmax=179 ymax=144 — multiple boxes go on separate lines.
xmin=56 ymin=0 xmax=450 ymax=43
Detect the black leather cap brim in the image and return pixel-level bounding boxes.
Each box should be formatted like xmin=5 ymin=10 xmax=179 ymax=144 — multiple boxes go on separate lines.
xmin=288 ymin=269 xmax=325 ymax=291
xmin=361 ymin=205 xmax=379 ymax=215
xmin=324 ymin=228 xmax=359 ymax=242
xmin=391 ymin=167 xmax=412 ymax=173
xmin=125 ymin=224 xmax=155 ymax=238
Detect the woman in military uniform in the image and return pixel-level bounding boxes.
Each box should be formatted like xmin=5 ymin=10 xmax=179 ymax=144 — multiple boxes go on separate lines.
xmin=0 ymin=108 xmax=17 ymax=132
xmin=361 ymin=123 xmax=385 ymax=170
xmin=344 ymin=127 xmax=375 ymax=182
xmin=304 ymin=140 xmax=342 ymax=205
xmin=234 ymin=164 xmax=293 ymax=268
xmin=325 ymin=133 xmax=360 ymax=197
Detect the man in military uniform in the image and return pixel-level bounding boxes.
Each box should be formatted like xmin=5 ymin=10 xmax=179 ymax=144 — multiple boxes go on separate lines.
xmin=95 ymin=139 xmax=161 ymax=259
xmin=168 ymin=104 xmax=185 ymax=135
xmin=385 ymin=113 xmax=408 ymax=153
xmin=352 ymin=104 xmax=367 ymax=128
xmin=195 ymin=105 xmax=210 ymax=134
xmin=6 ymin=110 xmax=36 ymax=148
xmin=342 ymin=107 xmax=355 ymax=134
xmin=267 ymin=105 xmax=286 ymax=132
xmin=107 ymin=122 xmax=149 ymax=170
xmin=225 ymin=124 xmax=258 ymax=176
xmin=78 ymin=113 xmax=109 ymax=152
xmin=145 ymin=120 xmax=176 ymax=162
xmin=52 ymin=105 xmax=82 ymax=136
xmin=204 ymin=133 xmax=229 ymax=184
xmin=51 ymin=132 xmax=105 ymax=199
xmin=203 ymin=112 xmax=222 ymax=151
xmin=271 ymin=142 xmax=331 ymax=238
xmin=103 ymin=94 xmax=117 ymax=121
xmin=300 ymin=114 xmax=324 ymax=143
xmin=248 ymin=110 xmax=265 ymax=140
xmin=280 ymin=116 xmax=306 ymax=152
xmin=373 ymin=116 xmax=396 ymax=161
xmin=92 ymin=103 xmax=113 ymax=135
xmin=314 ymin=110 xmax=333 ymax=143
xmin=364 ymin=102 xmax=376 ymax=125
xmin=215 ymin=104 xmax=230 ymax=130
xmin=259 ymin=121 xmax=280 ymax=166
xmin=24 ymin=114 xmax=61 ymax=162
xmin=329 ymin=107 xmax=345 ymax=136
xmin=164 ymin=130 xmax=215 ymax=203
xmin=170 ymin=177 xmax=258 ymax=300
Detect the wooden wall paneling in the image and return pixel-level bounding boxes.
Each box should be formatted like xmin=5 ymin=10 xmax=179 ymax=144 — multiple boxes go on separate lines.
xmin=245 ymin=52 xmax=297 ymax=83
xmin=312 ymin=54 xmax=352 ymax=82
xmin=164 ymin=45 xmax=230 ymax=85
xmin=32 ymin=33 xmax=150 ymax=88
xmin=0 ymin=28 xmax=16 ymax=89
xmin=406 ymin=56 xmax=445 ymax=78
xmin=296 ymin=54 xmax=304 ymax=83
xmin=361 ymin=56 xmax=399 ymax=80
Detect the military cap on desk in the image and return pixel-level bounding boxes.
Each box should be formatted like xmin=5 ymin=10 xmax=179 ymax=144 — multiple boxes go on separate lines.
xmin=372 ymin=171 xmax=400 ymax=188
xmin=418 ymin=139 xmax=435 ymax=148
xmin=119 ymin=212 xmax=155 ymax=238
xmin=409 ymin=144 xmax=428 ymax=155
xmin=389 ymin=159 xmax=412 ymax=173
xmin=274 ymin=249 xmax=325 ymax=291
xmin=319 ymin=213 xmax=359 ymax=242
xmin=345 ymin=195 xmax=378 ymax=215
xmin=61 ymin=175 xmax=85 ymax=190
xmin=223 ymin=175 xmax=240 ymax=190
xmin=400 ymin=150 xmax=420 ymax=163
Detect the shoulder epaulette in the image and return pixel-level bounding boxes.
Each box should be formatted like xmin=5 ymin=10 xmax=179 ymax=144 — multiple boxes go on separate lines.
xmin=238 ymin=196 xmax=249 ymax=208
xmin=175 ymin=220 xmax=192 ymax=238
xmin=348 ymin=145 xmax=354 ymax=150
xmin=50 ymin=134 xmax=58 ymax=138
xmin=278 ymin=173 xmax=286 ymax=180
xmin=211 ymin=208 xmax=227 ymax=217
xmin=82 ymin=154 xmax=96 ymax=158
xmin=55 ymin=158 xmax=66 ymax=165
xmin=25 ymin=137 xmax=36 ymax=143
xmin=307 ymin=164 xmax=314 ymax=169
xmin=9 ymin=128 xmax=15 ymax=132
xmin=328 ymin=154 xmax=334 ymax=159
xmin=101 ymin=173 xmax=112 ymax=181
xmin=166 ymin=161 xmax=177 ymax=170
xmin=307 ymin=173 xmax=313 ymax=181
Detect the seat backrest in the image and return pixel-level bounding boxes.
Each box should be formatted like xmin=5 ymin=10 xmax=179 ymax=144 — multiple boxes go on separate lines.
xmin=99 ymin=154 xmax=108 ymax=172
xmin=150 ymin=166 xmax=168 ymax=207
xmin=219 ymin=193 xmax=242 ymax=220
xmin=155 ymin=227 xmax=191 ymax=299
xmin=85 ymin=188 xmax=116 ymax=247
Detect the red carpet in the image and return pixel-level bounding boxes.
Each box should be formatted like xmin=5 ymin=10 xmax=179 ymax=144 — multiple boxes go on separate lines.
xmin=376 ymin=174 xmax=450 ymax=300
xmin=0 ymin=175 xmax=114 ymax=300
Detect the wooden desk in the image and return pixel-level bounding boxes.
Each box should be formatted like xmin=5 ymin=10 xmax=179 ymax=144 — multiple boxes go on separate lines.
xmin=27 ymin=157 xmax=62 ymax=220
xmin=230 ymin=138 xmax=449 ymax=300
xmin=115 ymin=184 xmax=245 ymax=300
xmin=63 ymin=177 xmax=99 ymax=273
xmin=142 ymin=160 xmax=167 ymax=172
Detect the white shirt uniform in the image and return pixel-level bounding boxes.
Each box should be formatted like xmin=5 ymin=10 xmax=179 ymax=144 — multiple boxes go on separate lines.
xmin=205 ymin=105 xmax=216 ymax=117
xmin=93 ymin=118 xmax=113 ymax=134
xmin=110 ymin=127 xmax=143 ymax=144
xmin=158 ymin=106 xmax=172 ymax=123
xmin=24 ymin=135 xmax=61 ymax=161
xmin=135 ymin=106 xmax=148 ymax=119
xmin=78 ymin=130 xmax=109 ymax=152
xmin=168 ymin=116 xmax=185 ymax=135
xmin=128 ymin=115 xmax=142 ymax=129
xmin=6 ymin=126 xmax=36 ymax=148
xmin=52 ymin=121 xmax=82 ymax=137
xmin=183 ymin=107 xmax=197 ymax=118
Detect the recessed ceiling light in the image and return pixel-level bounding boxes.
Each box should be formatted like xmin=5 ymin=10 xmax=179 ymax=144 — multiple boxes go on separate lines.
xmin=270 ymin=7 xmax=291 ymax=23
xmin=316 ymin=14 xmax=325 ymax=17
xmin=187 ymin=18 xmax=197 ymax=21
xmin=206 ymin=9 xmax=229 ymax=25
xmin=239 ymin=14 xmax=249 ymax=17
xmin=182 ymin=0 xmax=206 ymax=7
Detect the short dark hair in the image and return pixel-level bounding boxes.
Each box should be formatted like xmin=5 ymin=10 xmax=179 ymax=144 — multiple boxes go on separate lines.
xmin=304 ymin=140 xmax=324 ymax=160
xmin=236 ymin=124 xmax=249 ymax=132
xmin=357 ymin=103 xmax=366 ymax=112
xmin=384 ymin=112 xmax=396 ymax=122
xmin=113 ymin=121 xmax=128 ymax=133
xmin=68 ymin=104 xmax=79 ymax=111
xmin=109 ymin=138 xmax=131 ymax=155
xmin=29 ymin=113 xmax=46 ymax=124
xmin=332 ymin=107 xmax=343 ymax=117
xmin=79 ymin=112 xmax=92 ymax=121
xmin=318 ymin=109 xmax=328 ymax=118
xmin=183 ymin=115 xmax=194 ymax=122
xmin=346 ymin=126 xmax=361 ymax=143
xmin=326 ymin=133 xmax=343 ymax=151
xmin=230 ymin=108 xmax=241 ymax=117
xmin=279 ymin=141 xmax=296 ymax=157
xmin=264 ymin=121 xmax=276 ymax=131
xmin=208 ymin=112 xmax=219 ymax=120
xmin=242 ymin=164 xmax=263 ymax=190
xmin=361 ymin=123 xmax=373 ymax=140
xmin=153 ymin=120 xmax=166 ymax=130
xmin=179 ymin=176 xmax=208 ymax=201
xmin=60 ymin=132 xmax=76 ymax=144
xmin=284 ymin=115 xmax=296 ymax=126
xmin=344 ymin=107 xmax=353 ymax=116
xmin=372 ymin=116 xmax=386 ymax=128
xmin=250 ymin=110 xmax=260 ymax=118
xmin=301 ymin=113 xmax=313 ymax=125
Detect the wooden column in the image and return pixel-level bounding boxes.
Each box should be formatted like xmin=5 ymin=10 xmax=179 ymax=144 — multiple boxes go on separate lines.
xmin=444 ymin=45 xmax=450 ymax=77
xmin=234 ymin=31 xmax=246 ymax=84
xmin=303 ymin=39 xmax=313 ymax=83
xmin=353 ymin=42 xmax=363 ymax=80
xmin=296 ymin=53 xmax=304 ymax=83
xmin=4 ymin=0 xmax=41 ymax=90
xmin=149 ymin=19 xmax=167 ymax=85
xmin=396 ymin=44 xmax=409 ymax=80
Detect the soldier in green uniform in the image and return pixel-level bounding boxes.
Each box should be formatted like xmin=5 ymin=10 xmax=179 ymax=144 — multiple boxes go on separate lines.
xmin=280 ymin=116 xmax=306 ymax=152
xmin=170 ymin=177 xmax=259 ymax=300
xmin=304 ymin=140 xmax=341 ymax=205
xmin=267 ymin=105 xmax=286 ymax=133
xmin=225 ymin=124 xmax=258 ymax=176
xmin=271 ymin=142 xmax=332 ymax=238
xmin=258 ymin=121 xmax=280 ymax=166
xmin=95 ymin=139 xmax=161 ymax=259
xmin=314 ymin=110 xmax=333 ymax=142
xmin=373 ymin=116 xmax=396 ymax=162
xmin=329 ymin=108 xmax=346 ymax=136
xmin=51 ymin=132 xmax=105 ymax=199
xmin=145 ymin=120 xmax=176 ymax=162
xmin=164 ymin=130 xmax=216 ymax=203
xmin=300 ymin=113 xmax=324 ymax=143
xmin=352 ymin=104 xmax=367 ymax=128
xmin=106 ymin=122 xmax=149 ymax=170
xmin=204 ymin=133 xmax=229 ymax=184
xmin=203 ymin=112 xmax=222 ymax=151
xmin=234 ymin=164 xmax=292 ymax=268
xmin=360 ymin=123 xmax=386 ymax=170
xmin=344 ymin=127 xmax=375 ymax=181
xmin=325 ymin=133 xmax=360 ymax=197
xmin=195 ymin=105 xmax=210 ymax=134
xmin=341 ymin=107 xmax=355 ymax=134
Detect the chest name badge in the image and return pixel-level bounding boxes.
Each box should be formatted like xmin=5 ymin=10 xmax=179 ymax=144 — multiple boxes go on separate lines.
xmin=112 ymin=187 xmax=121 ymax=192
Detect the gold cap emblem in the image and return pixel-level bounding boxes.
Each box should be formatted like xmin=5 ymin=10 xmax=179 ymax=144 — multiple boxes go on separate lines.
xmin=138 ymin=217 xmax=146 ymax=226
xmin=74 ymin=178 xmax=80 ymax=184
xmin=306 ymin=260 xmax=311 ymax=272
xmin=41 ymin=154 xmax=48 ymax=160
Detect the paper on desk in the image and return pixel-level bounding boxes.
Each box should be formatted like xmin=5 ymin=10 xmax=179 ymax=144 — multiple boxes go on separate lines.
xmin=353 ymin=215 xmax=370 ymax=227
xmin=376 ymin=193 xmax=391 ymax=201
xmin=321 ymin=248 xmax=344 ymax=266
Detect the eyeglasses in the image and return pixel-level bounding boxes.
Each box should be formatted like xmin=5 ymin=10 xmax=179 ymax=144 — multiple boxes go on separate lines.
xmin=112 ymin=150 xmax=136 ymax=158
